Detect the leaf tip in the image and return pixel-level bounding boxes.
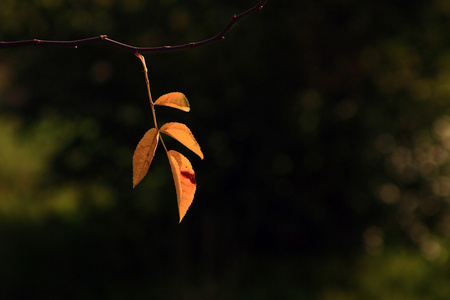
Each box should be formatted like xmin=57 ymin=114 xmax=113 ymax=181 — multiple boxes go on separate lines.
xmin=132 ymin=172 xmax=143 ymax=188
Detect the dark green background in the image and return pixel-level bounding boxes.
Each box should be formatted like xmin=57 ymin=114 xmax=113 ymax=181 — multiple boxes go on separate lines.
xmin=1 ymin=0 xmax=450 ymax=299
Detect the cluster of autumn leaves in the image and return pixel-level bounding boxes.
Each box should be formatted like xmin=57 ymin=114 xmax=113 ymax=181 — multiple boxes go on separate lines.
xmin=132 ymin=92 xmax=203 ymax=222
xmin=133 ymin=53 xmax=203 ymax=222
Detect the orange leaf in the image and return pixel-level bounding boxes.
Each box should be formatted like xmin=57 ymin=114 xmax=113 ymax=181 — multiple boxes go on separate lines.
xmin=160 ymin=122 xmax=204 ymax=159
xmin=167 ymin=150 xmax=197 ymax=222
xmin=132 ymin=128 xmax=159 ymax=188
xmin=154 ymin=92 xmax=190 ymax=112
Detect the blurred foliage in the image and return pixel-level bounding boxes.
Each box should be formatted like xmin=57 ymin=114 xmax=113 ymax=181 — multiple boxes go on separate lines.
xmin=2 ymin=0 xmax=450 ymax=299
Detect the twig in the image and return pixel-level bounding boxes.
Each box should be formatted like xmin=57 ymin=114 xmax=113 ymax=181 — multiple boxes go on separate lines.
xmin=0 ymin=0 xmax=267 ymax=54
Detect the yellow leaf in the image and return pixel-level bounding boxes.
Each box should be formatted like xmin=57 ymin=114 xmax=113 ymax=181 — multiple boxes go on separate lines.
xmin=160 ymin=122 xmax=204 ymax=160
xmin=154 ymin=92 xmax=190 ymax=112
xmin=167 ymin=150 xmax=197 ymax=222
xmin=132 ymin=128 xmax=159 ymax=188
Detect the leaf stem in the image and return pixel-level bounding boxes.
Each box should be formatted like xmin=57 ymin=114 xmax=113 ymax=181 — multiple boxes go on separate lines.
xmin=136 ymin=52 xmax=169 ymax=153
xmin=160 ymin=136 xmax=169 ymax=153
xmin=135 ymin=53 xmax=154 ymax=105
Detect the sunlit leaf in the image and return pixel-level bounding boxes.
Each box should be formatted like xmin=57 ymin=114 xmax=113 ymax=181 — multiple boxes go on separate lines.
xmin=154 ymin=92 xmax=190 ymax=112
xmin=132 ymin=128 xmax=159 ymax=188
xmin=160 ymin=122 xmax=204 ymax=159
xmin=167 ymin=150 xmax=197 ymax=222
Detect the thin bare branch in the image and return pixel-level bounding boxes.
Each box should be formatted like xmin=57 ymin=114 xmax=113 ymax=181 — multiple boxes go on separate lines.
xmin=0 ymin=0 xmax=268 ymax=54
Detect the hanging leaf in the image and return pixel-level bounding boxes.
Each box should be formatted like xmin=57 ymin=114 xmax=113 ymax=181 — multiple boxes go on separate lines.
xmin=154 ymin=92 xmax=190 ymax=112
xmin=167 ymin=150 xmax=197 ymax=222
xmin=160 ymin=122 xmax=204 ymax=159
xmin=132 ymin=128 xmax=159 ymax=188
